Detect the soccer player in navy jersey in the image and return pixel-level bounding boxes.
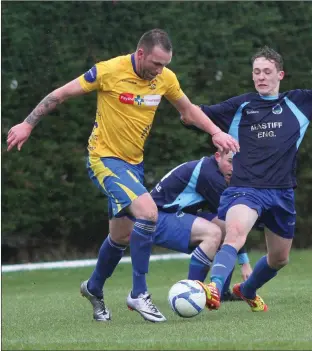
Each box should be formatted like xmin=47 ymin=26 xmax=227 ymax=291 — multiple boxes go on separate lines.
xmin=150 ymin=150 xmax=253 ymax=301
xmin=181 ymin=46 xmax=312 ymax=312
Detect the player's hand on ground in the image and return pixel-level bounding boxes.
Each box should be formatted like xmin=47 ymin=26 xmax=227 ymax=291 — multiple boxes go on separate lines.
xmin=7 ymin=122 xmax=33 ymax=151
xmin=241 ymin=262 xmax=253 ymax=281
xmin=212 ymin=131 xmax=240 ymax=154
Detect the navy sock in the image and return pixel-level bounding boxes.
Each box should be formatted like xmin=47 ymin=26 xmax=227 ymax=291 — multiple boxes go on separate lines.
xmin=240 ymin=255 xmax=277 ymax=299
xmin=88 ymin=235 xmax=127 ymax=298
xmin=130 ymin=219 xmax=155 ymax=298
xmin=222 ymin=267 xmax=234 ymax=297
xmin=188 ymin=246 xmax=212 ymax=282
xmin=210 ymin=244 xmax=237 ymax=294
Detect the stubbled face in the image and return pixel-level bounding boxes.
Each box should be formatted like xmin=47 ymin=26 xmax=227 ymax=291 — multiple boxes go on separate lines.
xmin=215 ymin=151 xmax=233 ymax=184
xmin=137 ymin=45 xmax=172 ymax=81
xmin=252 ymin=57 xmax=284 ymax=96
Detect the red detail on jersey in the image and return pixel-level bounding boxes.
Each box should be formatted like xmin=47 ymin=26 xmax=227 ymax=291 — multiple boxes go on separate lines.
xmin=119 ymin=93 xmax=134 ymax=104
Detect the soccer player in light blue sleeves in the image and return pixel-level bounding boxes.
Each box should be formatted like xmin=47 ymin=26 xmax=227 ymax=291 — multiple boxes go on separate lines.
xmin=150 ymin=150 xmax=253 ymax=301
xmin=182 ymin=46 xmax=312 ymax=311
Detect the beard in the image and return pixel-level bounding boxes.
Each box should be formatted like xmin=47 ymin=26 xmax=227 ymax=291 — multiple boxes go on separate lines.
xmin=137 ymin=58 xmax=155 ymax=80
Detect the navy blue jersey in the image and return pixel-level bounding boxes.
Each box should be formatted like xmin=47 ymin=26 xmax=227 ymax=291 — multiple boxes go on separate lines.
xmin=151 ymin=156 xmax=226 ymax=214
xmin=201 ymin=89 xmax=311 ymax=188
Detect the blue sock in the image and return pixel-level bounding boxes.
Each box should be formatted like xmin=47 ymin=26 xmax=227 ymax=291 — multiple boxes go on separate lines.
xmin=88 ymin=235 xmax=127 ymax=298
xmin=210 ymin=244 xmax=237 ymax=294
xmin=222 ymin=267 xmax=234 ymax=297
xmin=130 ymin=219 xmax=155 ymax=298
xmin=240 ymin=255 xmax=277 ymax=299
xmin=188 ymin=246 xmax=212 ymax=282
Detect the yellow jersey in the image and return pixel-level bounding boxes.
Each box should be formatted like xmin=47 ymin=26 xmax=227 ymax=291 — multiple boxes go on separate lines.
xmin=78 ymin=54 xmax=184 ymax=164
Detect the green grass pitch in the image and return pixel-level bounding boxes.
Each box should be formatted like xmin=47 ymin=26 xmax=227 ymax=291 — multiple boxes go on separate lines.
xmin=2 ymin=250 xmax=312 ymax=350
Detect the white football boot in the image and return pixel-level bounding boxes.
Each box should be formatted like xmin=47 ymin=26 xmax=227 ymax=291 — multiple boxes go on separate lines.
xmin=126 ymin=292 xmax=167 ymax=323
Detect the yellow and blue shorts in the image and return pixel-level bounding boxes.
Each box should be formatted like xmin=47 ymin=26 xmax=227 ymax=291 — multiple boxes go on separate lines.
xmin=87 ymin=156 xmax=147 ymax=219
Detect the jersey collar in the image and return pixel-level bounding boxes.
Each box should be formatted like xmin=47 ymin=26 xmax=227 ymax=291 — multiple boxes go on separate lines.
xmin=131 ymin=53 xmax=139 ymax=77
xmin=259 ymin=94 xmax=280 ymax=100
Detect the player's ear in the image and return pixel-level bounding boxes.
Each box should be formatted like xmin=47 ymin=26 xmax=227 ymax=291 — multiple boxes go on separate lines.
xmin=215 ymin=151 xmax=221 ymax=163
xmin=278 ymin=70 xmax=285 ymax=81
xmin=137 ymin=48 xmax=144 ymax=59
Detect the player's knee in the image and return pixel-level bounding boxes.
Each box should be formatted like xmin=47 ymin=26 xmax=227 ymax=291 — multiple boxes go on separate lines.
xmin=279 ymin=257 xmax=289 ymax=269
xmin=117 ymin=234 xmax=131 ymax=246
xmin=210 ymin=225 xmax=222 ymax=247
xmin=130 ymin=194 xmax=158 ymax=223
xmin=224 ymin=221 xmax=247 ymax=247
xmin=196 ymin=225 xmax=222 ymax=252
xmin=136 ymin=207 xmax=158 ymax=223
xmin=110 ymin=230 xmax=131 ymax=245
xmin=227 ymin=221 xmax=245 ymax=237
xmin=268 ymin=255 xmax=289 ymax=270
xmin=138 ymin=197 xmax=158 ymax=222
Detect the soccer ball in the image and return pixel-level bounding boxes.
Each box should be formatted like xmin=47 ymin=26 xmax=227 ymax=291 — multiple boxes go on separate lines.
xmin=168 ymin=279 xmax=206 ymax=318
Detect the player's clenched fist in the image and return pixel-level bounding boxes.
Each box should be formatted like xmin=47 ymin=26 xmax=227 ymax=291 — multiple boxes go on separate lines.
xmin=7 ymin=122 xmax=33 ymax=152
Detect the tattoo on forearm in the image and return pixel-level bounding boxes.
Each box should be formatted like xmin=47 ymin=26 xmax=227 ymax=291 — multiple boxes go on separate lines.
xmin=24 ymin=94 xmax=61 ymax=127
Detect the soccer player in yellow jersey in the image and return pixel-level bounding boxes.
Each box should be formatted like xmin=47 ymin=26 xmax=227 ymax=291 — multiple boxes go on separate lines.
xmin=7 ymin=29 xmax=239 ymax=323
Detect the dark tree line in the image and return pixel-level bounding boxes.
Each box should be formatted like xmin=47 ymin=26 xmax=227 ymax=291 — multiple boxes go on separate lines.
xmin=2 ymin=1 xmax=312 ymax=263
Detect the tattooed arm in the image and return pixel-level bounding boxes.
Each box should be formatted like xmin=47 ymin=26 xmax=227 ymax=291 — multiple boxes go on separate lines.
xmin=7 ymin=79 xmax=86 ymax=151
xmin=24 ymin=94 xmax=62 ymax=127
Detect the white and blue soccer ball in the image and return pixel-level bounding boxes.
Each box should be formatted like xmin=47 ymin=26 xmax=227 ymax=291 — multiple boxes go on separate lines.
xmin=168 ymin=279 xmax=206 ymax=318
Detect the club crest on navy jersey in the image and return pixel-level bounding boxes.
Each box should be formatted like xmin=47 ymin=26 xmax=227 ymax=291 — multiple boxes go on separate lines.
xmin=272 ymin=104 xmax=283 ymax=114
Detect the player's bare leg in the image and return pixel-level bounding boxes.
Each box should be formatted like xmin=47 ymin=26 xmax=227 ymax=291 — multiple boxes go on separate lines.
xmin=211 ymin=217 xmax=226 ymax=240
xmin=190 ymin=217 xmax=222 ymax=259
xmin=223 ymin=205 xmax=258 ymax=249
xmin=265 ymin=228 xmax=292 ymax=270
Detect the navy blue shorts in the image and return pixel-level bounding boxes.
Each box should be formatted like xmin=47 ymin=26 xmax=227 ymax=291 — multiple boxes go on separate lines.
xmin=87 ymin=156 xmax=147 ymax=219
xmin=218 ymin=187 xmax=296 ymax=239
xmin=153 ymin=211 xmax=217 ymax=254
xmin=197 ymin=212 xmax=218 ymax=222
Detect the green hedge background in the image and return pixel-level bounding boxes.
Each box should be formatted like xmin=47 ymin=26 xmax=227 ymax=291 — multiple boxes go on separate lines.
xmin=2 ymin=1 xmax=312 ymax=263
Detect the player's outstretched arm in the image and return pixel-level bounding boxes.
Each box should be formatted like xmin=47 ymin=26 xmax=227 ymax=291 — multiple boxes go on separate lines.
xmin=171 ymin=95 xmax=239 ymax=153
xmin=7 ymin=79 xmax=86 ymax=152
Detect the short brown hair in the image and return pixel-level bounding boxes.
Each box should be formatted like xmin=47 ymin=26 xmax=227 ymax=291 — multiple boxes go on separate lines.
xmin=251 ymin=46 xmax=283 ymax=71
xmin=137 ymin=29 xmax=172 ymax=53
